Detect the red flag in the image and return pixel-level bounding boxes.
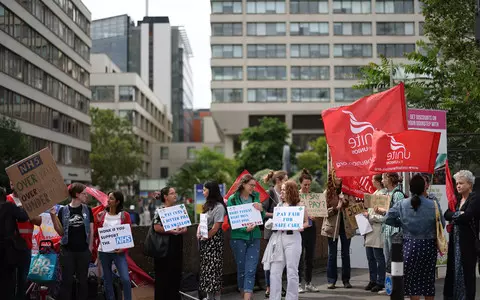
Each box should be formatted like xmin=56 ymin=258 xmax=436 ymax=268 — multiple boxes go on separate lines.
xmin=322 ymin=83 xmax=407 ymax=177
xmin=369 ymin=129 xmax=440 ymax=173
xmin=85 ymin=187 xmax=109 ymax=206
xmin=445 ymin=159 xmax=457 ymax=212
xmin=342 ymin=176 xmax=376 ymax=199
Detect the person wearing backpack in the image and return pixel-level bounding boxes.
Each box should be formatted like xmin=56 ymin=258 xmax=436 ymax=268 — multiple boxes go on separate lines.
xmin=96 ymin=191 xmax=132 ymax=300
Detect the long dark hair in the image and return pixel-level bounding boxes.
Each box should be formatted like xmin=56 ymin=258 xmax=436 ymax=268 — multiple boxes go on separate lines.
xmin=202 ymin=181 xmax=227 ymax=213
xmin=410 ymin=174 xmax=425 ymax=211
xmin=107 ymin=190 xmax=124 ymax=212
xmin=160 ymin=186 xmax=172 ymax=203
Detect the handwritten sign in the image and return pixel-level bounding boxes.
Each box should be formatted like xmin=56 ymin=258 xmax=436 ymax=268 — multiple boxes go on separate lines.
xmin=6 ymin=148 xmax=69 ymax=219
xmin=344 ymin=203 xmax=364 ymax=230
xmin=199 ymin=213 xmax=208 ymax=238
xmin=227 ymin=203 xmax=263 ymax=230
xmin=364 ymin=193 xmax=391 ymax=210
xmin=300 ymin=193 xmax=328 ymax=217
xmin=157 ymin=204 xmax=192 ymax=231
xmin=272 ymin=206 xmax=305 ymax=230
xmin=98 ymin=224 xmax=134 ymax=252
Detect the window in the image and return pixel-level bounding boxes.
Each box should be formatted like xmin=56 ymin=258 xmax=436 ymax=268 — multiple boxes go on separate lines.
xmin=187 ymin=147 xmax=196 ymax=159
xmin=335 ymin=88 xmax=371 ymax=102
xmin=377 ymin=22 xmax=415 ymax=35
xmin=333 ymin=0 xmax=371 ymax=13
xmin=419 ymin=22 xmax=424 ymax=36
xmin=211 ymin=44 xmax=243 ymax=58
xmin=91 ymin=86 xmax=114 ymax=101
xmin=290 ymin=0 xmax=328 ymax=14
xmin=247 ymin=89 xmax=287 ymax=102
xmin=118 ymin=110 xmax=135 ymax=123
xmin=50 ymin=0 xmax=91 ymax=35
xmin=247 ymin=44 xmax=286 ymax=58
xmin=247 ymin=23 xmax=286 ymax=36
xmin=375 ymin=0 xmax=414 ymax=13
xmin=246 ymin=1 xmax=286 ymax=13
xmin=212 ymin=89 xmax=243 ymax=103
xmin=212 ymin=66 xmax=243 ymax=80
xmin=377 ymin=44 xmax=415 ymax=57
xmin=333 ymin=22 xmax=371 ymax=36
xmin=334 ymin=66 xmax=362 ymax=80
xmin=291 ymin=66 xmax=330 ymax=80
xmin=291 ymin=88 xmax=330 ymax=102
xmin=211 ymin=1 xmax=242 ymax=14
xmin=247 ymin=66 xmax=286 ymax=80
xmin=119 ymin=86 xmax=136 ymax=101
xmin=290 ymin=44 xmax=329 ymax=58
xmin=211 ymin=23 xmax=243 ymax=36
xmin=160 ymin=167 xmax=169 ymax=179
xmin=334 ymin=44 xmax=372 ymax=57
xmin=160 ymin=147 xmax=169 ymax=159
xmin=290 ymin=22 xmax=329 ymax=36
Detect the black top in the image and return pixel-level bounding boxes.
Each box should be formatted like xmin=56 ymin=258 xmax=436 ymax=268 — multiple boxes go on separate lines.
xmin=59 ymin=205 xmax=93 ymax=252
xmin=0 ymin=202 xmax=29 ymax=240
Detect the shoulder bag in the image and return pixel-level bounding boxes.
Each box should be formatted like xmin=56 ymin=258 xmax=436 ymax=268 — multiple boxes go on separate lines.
xmin=143 ymin=222 xmax=169 ymax=258
xmin=434 ymin=201 xmax=448 ymax=255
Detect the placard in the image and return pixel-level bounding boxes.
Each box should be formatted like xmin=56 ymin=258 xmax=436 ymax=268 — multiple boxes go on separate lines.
xmin=364 ymin=193 xmax=391 ymax=210
xmin=199 ymin=213 xmax=208 ymax=238
xmin=300 ymin=193 xmax=328 ymax=218
xmin=355 ymin=214 xmax=373 ymax=236
xmin=272 ymin=206 xmax=305 ymax=231
xmin=98 ymin=224 xmax=135 ymax=252
xmin=5 ymin=148 xmax=69 ymax=218
xmin=157 ymin=204 xmax=192 ymax=231
xmin=227 ymin=203 xmax=263 ymax=230
xmin=344 ymin=203 xmax=364 ymax=230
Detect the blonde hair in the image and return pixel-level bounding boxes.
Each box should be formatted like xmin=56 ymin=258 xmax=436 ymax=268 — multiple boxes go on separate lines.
xmin=264 ymin=170 xmax=288 ymax=185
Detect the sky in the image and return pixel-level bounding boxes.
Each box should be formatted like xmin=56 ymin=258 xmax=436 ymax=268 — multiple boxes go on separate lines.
xmin=82 ymin=0 xmax=212 ymax=109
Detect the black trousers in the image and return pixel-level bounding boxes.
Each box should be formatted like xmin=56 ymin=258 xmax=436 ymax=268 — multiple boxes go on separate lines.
xmin=154 ymin=254 xmax=182 ymax=300
xmin=0 ymin=263 xmax=16 ymax=300
xmin=58 ymin=247 xmax=91 ymax=300
xmin=299 ymin=221 xmax=316 ymax=284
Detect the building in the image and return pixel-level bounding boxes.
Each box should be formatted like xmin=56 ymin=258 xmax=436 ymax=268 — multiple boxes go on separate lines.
xmin=90 ymin=54 xmax=173 ymax=178
xmin=0 ymin=0 xmax=92 ymax=183
xmin=210 ymin=0 xmax=425 ymax=158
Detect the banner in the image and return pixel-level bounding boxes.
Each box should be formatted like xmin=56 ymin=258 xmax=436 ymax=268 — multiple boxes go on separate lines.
xmin=98 ymin=224 xmax=134 ymax=252
xmin=322 ymin=83 xmax=407 ymax=177
xmin=300 ymin=193 xmax=328 ymax=217
xmin=341 ymin=176 xmax=375 ymax=199
xmin=156 ymin=204 xmax=192 ymax=231
xmin=272 ymin=206 xmax=305 ymax=230
xmin=194 ymin=183 xmax=226 ymax=215
xmin=227 ymin=203 xmax=263 ymax=230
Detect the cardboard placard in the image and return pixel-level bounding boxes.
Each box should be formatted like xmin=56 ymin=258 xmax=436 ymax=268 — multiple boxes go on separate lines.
xmin=5 ymin=148 xmax=68 ymax=218
xmin=300 ymin=193 xmax=328 ymax=218
xmin=344 ymin=203 xmax=364 ymax=230
xmin=156 ymin=204 xmax=192 ymax=231
xmin=98 ymin=224 xmax=135 ymax=252
xmin=227 ymin=203 xmax=263 ymax=230
xmin=272 ymin=206 xmax=305 ymax=230
xmin=132 ymin=285 xmax=155 ymax=300
xmin=364 ymin=193 xmax=391 ymax=210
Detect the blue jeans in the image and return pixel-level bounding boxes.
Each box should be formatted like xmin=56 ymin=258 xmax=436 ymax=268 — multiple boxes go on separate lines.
xmin=99 ymin=252 xmax=132 ymax=300
xmin=14 ymin=249 xmax=31 ymax=300
xmin=327 ymin=220 xmax=351 ymax=284
xmin=264 ymin=270 xmax=270 ymax=287
xmin=366 ymin=247 xmax=386 ymax=285
xmin=230 ymin=239 xmax=260 ymax=293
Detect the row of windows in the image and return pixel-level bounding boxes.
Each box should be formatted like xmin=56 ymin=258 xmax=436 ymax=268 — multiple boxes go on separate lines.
xmin=211 ymin=87 xmax=371 ymax=103
xmin=211 ymin=0 xmax=417 ymax=14
xmin=0 ymin=46 xmax=89 ymax=114
xmin=29 ymin=136 xmax=89 ymax=168
xmin=16 ymin=0 xmax=90 ymax=62
xmin=50 ymin=0 xmax=91 ymax=36
xmin=0 ymin=5 xmax=90 ymax=87
xmin=0 ymin=86 xmax=90 ymax=141
xmin=212 ymin=22 xmax=419 ymax=36
xmin=116 ymin=109 xmax=170 ymax=143
xmin=212 ymin=43 xmax=415 ymax=58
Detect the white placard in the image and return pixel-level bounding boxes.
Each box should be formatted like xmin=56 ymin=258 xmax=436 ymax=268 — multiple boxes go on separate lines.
xmin=157 ymin=204 xmax=192 ymax=231
xmin=98 ymin=224 xmax=134 ymax=252
xmin=227 ymin=203 xmax=263 ymax=230
xmin=355 ymin=214 xmax=373 ymax=236
xmin=199 ymin=213 xmax=208 ymax=238
xmin=272 ymin=206 xmax=305 ymax=231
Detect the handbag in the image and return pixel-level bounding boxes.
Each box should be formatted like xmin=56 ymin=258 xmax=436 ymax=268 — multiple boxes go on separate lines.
xmin=143 ymin=222 xmax=169 ymax=258
xmin=434 ymin=201 xmax=448 ymax=255
xmin=28 ymin=252 xmax=58 ymax=283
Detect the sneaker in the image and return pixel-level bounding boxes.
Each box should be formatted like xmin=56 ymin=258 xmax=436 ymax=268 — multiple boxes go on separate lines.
xmin=264 ymin=290 xmax=270 ymax=299
xmin=378 ymin=289 xmax=387 ymax=295
xmin=371 ymin=285 xmax=384 ymax=293
xmin=365 ymin=281 xmax=376 ymax=291
xmin=298 ymin=284 xmax=305 ymax=293
xmin=343 ymin=281 xmax=353 ymax=289
xmin=305 ymin=282 xmax=320 ymax=292
xmin=327 ymin=283 xmax=336 ymax=289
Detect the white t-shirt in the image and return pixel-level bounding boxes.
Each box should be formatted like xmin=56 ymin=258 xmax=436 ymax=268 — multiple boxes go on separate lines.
xmin=98 ymin=212 xmax=122 ymax=253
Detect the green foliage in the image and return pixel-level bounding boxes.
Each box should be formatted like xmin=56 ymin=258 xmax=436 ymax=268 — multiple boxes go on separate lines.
xmin=236 ymin=118 xmax=291 ymax=174
xmin=296 ymin=137 xmax=328 ymax=179
xmin=90 ymin=108 xmax=143 ymax=191
xmin=0 ymin=117 xmax=30 ymax=190
xmin=253 ymin=169 xmax=273 ymax=191
xmin=290 ymin=171 xmax=324 ymax=193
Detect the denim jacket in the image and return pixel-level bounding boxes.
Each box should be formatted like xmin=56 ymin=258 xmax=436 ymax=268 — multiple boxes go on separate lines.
xmin=60 ymin=204 xmax=91 ymax=246
xmin=385 ymin=195 xmax=445 ymax=240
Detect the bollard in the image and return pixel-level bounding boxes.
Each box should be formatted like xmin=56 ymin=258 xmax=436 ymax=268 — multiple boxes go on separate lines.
xmin=390 ymin=233 xmax=404 ymax=300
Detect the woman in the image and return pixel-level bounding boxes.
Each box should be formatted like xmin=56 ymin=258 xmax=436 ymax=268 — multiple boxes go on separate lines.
xmin=321 ymin=171 xmax=355 ymax=289
xmin=385 ymin=174 xmax=445 ymax=300
xmin=50 ymin=182 xmax=94 ymax=300
xmin=0 ymin=187 xmax=29 ymax=300
xmin=227 ymin=174 xmax=265 ymax=300
xmin=197 ymin=181 xmax=227 ymax=300
xmin=262 ymin=180 xmax=310 ymax=300
xmin=363 ymin=174 xmax=387 ymax=293
xmin=96 ymin=191 xmax=132 ymax=300
xmin=443 ymin=170 xmax=479 ymax=300
xmin=298 ymin=169 xmax=319 ymax=293
xmin=152 ymin=186 xmax=187 ymax=300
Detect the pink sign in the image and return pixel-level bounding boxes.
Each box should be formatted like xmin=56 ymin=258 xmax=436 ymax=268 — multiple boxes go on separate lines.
xmin=407 ymin=109 xmax=446 ymax=130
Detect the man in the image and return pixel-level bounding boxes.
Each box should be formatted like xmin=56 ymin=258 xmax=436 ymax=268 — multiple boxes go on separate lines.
xmin=7 ymin=181 xmax=42 ymax=300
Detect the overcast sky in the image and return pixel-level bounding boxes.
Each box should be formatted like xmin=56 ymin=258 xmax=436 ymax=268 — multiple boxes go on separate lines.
xmin=82 ymin=0 xmax=212 ymax=109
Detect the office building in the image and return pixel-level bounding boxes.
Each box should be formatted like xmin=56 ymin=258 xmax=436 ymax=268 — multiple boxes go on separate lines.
xmin=0 ymin=0 xmax=92 ymax=183
xmin=210 ymin=0 xmax=425 ymax=158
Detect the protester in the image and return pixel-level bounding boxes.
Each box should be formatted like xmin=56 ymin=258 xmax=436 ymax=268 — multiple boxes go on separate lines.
xmin=0 ymin=187 xmax=29 ymax=300
xmin=363 ymin=174 xmax=387 ymax=293
xmin=152 ymin=186 xmax=187 ymax=300
xmin=385 ymin=174 xmax=445 ymax=300
xmin=422 ymin=174 xmax=438 ymax=201
xmin=127 ymin=205 xmax=140 ymax=226
xmin=197 ymin=181 xmax=227 ymax=300
xmin=7 ymin=181 xmax=42 ymax=300
xmin=50 ymin=182 xmax=94 ymax=300
xmin=298 ymin=169 xmax=319 ymax=293
xmin=96 ymin=191 xmax=132 ymax=300
xmin=443 ymin=170 xmax=479 ymax=300
xmin=227 ymin=174 xmax=265 ymax=300
xmin=262 ymin=180 xmax=309 ymax=300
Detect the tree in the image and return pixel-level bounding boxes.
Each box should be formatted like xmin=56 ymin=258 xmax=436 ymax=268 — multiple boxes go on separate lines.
xmin=90 ymin=108 xmax=143 ymax=191
xmin=236 ymin=117 xmax=291 ymax=174
xmin=0 ymin=117 xmax=30 ymax=190
xmin=296 ymin=137 xmax=328 ymax=183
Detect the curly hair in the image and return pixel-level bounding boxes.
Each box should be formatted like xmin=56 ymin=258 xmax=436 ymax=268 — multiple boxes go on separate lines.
xmin=283 ymin=180 xmax=300 ymax=206
xmin=326 ymin=169 xmax=342 ymax=201
xmin=264 ymin=170 xmax=288 ymax=185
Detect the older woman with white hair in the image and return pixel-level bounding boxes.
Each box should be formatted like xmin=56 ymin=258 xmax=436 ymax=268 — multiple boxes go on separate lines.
xmin=443 ymin=170 xmax=479 ymax=300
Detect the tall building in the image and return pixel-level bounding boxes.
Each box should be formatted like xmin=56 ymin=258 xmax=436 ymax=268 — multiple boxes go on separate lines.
xmin=210 ymin=0 xmax=425 ymax=158
xmin=0 ymin=0 xmax=92 ymax=183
